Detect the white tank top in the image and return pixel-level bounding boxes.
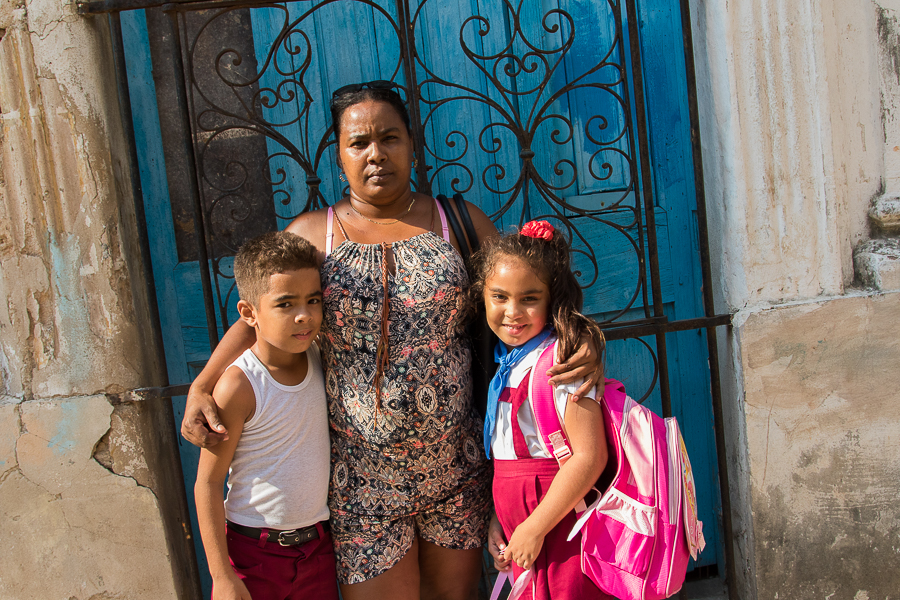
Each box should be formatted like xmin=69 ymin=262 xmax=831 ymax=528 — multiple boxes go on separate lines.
xmin=224 ymin=345 xmax=330 ymax=529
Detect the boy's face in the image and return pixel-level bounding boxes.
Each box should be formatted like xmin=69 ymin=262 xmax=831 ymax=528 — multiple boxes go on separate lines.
xmin=241 ymin=268 xmax=323 ymax=356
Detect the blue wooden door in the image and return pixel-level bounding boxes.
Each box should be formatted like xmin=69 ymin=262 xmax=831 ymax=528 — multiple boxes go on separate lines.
xmin=121 ymin=1 xmax=722 ymax=593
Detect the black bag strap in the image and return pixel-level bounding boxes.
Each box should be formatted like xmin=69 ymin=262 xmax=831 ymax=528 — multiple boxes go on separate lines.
xmin=452 ymin=193 xmax=480 ymax=254
xmin=436 ymin=194 xmax=470 ymax=259
xmin=435 ymin=193 xmax=497 ymax=419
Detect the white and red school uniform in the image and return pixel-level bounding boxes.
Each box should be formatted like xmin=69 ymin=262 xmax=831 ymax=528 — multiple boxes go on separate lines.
xmin=491 ymin=336 xmax=612 ymax=600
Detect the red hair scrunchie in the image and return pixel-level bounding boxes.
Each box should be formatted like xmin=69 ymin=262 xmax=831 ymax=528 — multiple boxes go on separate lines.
xmin=521 ymin=220 xmax=554 ymax=240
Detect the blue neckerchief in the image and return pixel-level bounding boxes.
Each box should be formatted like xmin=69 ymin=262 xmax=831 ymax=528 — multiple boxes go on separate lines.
xmin=483 ymin=328 xmax=553 ymax=458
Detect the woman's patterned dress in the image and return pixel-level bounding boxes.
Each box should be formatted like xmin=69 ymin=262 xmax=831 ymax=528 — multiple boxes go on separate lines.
xmin=320 ymin=230 xmax=491 ymax=518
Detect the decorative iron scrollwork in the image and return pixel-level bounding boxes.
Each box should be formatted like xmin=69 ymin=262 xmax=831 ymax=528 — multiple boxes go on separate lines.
xmin=172 ymin=0 xmax=660 ymax=401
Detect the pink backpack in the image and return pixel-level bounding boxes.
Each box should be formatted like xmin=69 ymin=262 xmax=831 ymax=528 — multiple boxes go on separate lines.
xmin=500 ymin=342 xmax=706 ymax=600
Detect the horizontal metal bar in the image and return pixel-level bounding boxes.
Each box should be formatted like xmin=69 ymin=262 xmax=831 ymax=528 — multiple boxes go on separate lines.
xmin=77 ymin=0 xmax=271 ymax=15
xmin=108 ymin=384 xmax=192 ymax=404
xmin=600 ymin=313 xmax=731 ymax=341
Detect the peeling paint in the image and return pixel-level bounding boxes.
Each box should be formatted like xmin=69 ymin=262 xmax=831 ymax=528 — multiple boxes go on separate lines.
xmin=1 ymin=396 xmax=178 ymax=599
xmin=1 ymin=6 xmax=185 ymax=597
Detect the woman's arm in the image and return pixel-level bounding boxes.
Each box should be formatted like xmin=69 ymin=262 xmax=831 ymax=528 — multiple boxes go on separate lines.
xmin=501 ymin=395 xmax=607 ymax=571
xmin=464 ymin=200 xmax=499 ymax=247
xmin=445 ymin=199 xmax=498 ymax=255
xmin=547 ymin=336 xmax=604 ymax=401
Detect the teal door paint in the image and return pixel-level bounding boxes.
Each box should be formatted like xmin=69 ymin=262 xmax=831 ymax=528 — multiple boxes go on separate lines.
xmin=121 ymin=1 xmax=722 ymax=594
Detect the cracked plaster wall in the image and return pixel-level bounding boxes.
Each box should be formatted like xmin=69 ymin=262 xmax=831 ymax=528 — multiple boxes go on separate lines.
xmin=738 ymin=293 xmax=900 ymax=600
xmin=0 ymin=1 xmax=193 ymax=598
xmin=691 ymin=0 xmax=900 ymax=597
xmin=1 ymin=397 xmax=177 ymax=599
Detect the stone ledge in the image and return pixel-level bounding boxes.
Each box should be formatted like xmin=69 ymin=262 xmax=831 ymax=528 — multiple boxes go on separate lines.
xmin=854 ymin=238 xmax=900 ymax=291
xmin=870 ymin=194 xmax=900 ymax=234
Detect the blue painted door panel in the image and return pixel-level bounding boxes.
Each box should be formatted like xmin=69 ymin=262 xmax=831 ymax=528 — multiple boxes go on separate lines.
xmin=119 ymin=9 xmax=212 ymax=591
xmin=122 ymin=2 xmax=722 ymax=591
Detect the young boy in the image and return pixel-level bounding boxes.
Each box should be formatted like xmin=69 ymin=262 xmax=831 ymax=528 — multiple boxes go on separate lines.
xmin=195 ymin=231 xmax=338 ymax=600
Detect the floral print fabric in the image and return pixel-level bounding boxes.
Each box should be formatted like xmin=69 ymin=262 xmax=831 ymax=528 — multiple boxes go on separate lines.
xmin=320 ymin=231 xmax=490 ymax=517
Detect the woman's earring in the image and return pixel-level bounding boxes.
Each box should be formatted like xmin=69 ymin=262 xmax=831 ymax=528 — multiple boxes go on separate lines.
xmin=339 ymin=171 xmax=347 ymax=182
xmin=412 ymin=158 xmax=419 ymax=169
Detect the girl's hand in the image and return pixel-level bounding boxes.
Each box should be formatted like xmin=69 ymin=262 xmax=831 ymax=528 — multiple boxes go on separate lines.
xmin=504 ymin=521 xmax=546 ymax=572
xmin=487 ymin=514 xmax=511 ymax=571
xmin=212 ymin=573 xmax=252 ymax=600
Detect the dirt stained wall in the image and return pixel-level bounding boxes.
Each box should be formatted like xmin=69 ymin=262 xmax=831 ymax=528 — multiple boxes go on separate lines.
xmin=0 ymin=1 xmax=196 ymax=598
xmin=738 ymin=292 xmax=900 ymax=599
xmin=691 ymin=0 xmax=900 ymax=597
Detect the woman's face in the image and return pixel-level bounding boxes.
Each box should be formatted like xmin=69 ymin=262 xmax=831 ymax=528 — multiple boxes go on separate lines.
xmin=336 ymin=100 xmax=414 ymax=205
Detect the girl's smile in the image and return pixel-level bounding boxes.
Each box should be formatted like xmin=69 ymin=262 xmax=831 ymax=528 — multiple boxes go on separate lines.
xmin=483 ymin=256 xmax=550 ymax=348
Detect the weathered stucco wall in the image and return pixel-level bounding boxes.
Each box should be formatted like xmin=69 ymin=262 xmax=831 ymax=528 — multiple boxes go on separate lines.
xmin=691 ymin=0 xmax=900 ymax=597
xmin=0 ymin=1 xmax=195 ymax=597
xmin=692 ymin=0 xmax=880 ymax=310
xmin=738 ymin=292 xmax=900 ymax=599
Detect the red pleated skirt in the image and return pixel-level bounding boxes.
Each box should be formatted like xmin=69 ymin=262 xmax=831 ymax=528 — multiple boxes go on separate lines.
xmin=493 ymin=458 xmax=611 ymax=600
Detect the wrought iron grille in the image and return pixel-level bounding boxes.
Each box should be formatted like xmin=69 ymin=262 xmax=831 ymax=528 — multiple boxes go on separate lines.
xmin=80 ymin=0 xmax=737 ymax=596
xmin=152 ymin=0 xmax=675 ymax=402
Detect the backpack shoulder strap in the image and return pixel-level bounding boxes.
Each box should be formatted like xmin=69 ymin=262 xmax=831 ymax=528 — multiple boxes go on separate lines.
xmin=529 ymin=341 xmax=572 ymax=466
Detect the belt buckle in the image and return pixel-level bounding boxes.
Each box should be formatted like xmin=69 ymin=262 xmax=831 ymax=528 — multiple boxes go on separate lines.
xmin=276 ymin=527 xmax=314 ymax=546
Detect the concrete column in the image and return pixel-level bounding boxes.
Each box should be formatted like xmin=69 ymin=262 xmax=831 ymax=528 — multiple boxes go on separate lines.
xmin=691 ymin=0 xmax=900 ymax=598
xmin=854 ymin=3 xmax=900 ymax=292
xmin=0 ymin=1 xmax=195 ymax=597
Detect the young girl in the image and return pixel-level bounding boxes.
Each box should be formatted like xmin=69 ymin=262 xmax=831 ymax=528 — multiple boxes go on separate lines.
xmin=472 ymin=220 xmax=612 ymax=600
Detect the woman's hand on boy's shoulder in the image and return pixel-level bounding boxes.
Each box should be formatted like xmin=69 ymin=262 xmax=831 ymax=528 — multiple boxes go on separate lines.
xmin=183 ymin=384 xmax=229 ymax=448
xmin=183 ymin=366 xmax=254 ymax=448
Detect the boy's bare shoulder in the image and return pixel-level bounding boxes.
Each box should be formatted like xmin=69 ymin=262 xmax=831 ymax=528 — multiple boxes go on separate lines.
xmin=213 ymin=364 xmax=255 ymax=422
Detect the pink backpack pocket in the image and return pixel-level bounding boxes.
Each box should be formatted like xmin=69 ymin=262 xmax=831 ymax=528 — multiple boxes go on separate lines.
xmin=582 ymin=488 xmax=657 ymax=576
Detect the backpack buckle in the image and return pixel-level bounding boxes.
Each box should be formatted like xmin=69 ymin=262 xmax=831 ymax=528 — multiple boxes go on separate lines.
xmin=549 ymin=431 xmax=572 ymax=463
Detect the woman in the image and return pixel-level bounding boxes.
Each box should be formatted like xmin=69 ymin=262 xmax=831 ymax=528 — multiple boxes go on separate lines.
xmin=182 ymin=82 xmax=602 ymax=600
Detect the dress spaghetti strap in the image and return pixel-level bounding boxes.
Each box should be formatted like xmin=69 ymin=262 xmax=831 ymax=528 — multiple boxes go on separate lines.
xmin=325 ymin=206 xmax=335 ymax=256
xmin=433 ymin=198 xmax=450 ymax=242
xmin=328 ymin=199 xmax=448 ymax=254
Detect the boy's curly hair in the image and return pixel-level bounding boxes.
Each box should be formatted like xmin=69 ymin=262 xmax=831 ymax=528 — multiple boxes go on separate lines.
xmin=469 ymin=225 xmax=605 ymax=365
xmin=234 ymin=231 xmax=318 ymax=306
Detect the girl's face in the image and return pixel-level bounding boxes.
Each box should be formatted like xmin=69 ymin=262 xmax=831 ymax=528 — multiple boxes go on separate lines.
xmin=483 ymin=256 xmax=550 ymax=349
xmin=336 ymin=100 xmax=414 ymax=205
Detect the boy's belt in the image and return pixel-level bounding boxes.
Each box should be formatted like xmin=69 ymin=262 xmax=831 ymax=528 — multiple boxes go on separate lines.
xmin=226 ymin=520 xmax=328 ymax=546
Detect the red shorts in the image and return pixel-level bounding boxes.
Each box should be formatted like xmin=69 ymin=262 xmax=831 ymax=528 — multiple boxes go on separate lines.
xmin=222 ymin=521 xmax=339 ymax=600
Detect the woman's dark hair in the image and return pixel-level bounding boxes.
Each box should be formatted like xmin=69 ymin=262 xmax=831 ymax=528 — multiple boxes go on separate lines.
xmin=469 ymin=225 xmax=606 ymax=365
xmin=330 ymin=85 xmax=411 ymax=138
